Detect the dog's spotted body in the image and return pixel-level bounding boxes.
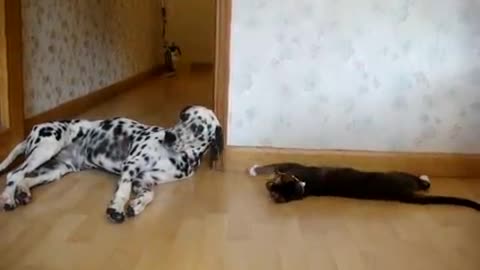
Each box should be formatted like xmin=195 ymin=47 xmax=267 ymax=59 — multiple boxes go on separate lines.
xmin=0 ymin=105 xmax=223 ymax=223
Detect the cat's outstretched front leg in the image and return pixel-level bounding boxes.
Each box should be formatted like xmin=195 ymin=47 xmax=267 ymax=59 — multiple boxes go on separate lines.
xmin=247 ymin=163 xmax=305 ymax=177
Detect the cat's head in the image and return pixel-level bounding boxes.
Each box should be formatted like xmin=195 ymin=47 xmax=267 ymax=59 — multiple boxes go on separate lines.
xmin=265 ymin=173 xmax=306 ymax=203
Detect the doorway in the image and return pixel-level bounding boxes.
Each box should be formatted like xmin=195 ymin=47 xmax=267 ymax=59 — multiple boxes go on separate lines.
xmin=0 ymin=0 xmax=231 ymax=158
xmin=0 ymin=0 xmax=25 ymax=157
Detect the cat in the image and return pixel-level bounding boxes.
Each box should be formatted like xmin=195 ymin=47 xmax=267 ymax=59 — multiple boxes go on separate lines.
xmin=248 ymin=162 xmax=480 ymax=210
xmin=164 ymin=42 xmax=182 ymax=72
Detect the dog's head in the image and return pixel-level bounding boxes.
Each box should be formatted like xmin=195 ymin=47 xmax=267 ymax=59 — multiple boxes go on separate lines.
xmin=265 ymin=173 xmax=306 ymax=203
xmin=169 ymin=105 xmax=224 ymax=168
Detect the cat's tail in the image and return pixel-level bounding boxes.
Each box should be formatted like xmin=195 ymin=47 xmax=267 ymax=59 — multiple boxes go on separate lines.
xmin=0 ymin=140 xmax=26 ymax=173
xmin=248 ymin=162 xmax=303 ymax=176
xmin=400 ymin=194 xmax=480 ymax=211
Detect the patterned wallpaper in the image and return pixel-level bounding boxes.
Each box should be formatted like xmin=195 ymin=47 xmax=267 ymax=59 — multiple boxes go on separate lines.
xmin=22 ymin=0 xmax=163 ymax=118
xmin=228 ymin=0 xmax=480 ymax=153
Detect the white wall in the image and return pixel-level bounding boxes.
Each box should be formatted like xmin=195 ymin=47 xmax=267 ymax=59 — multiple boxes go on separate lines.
xmin=167 ymin=0 xmax=216 ymax=64
xmin=228 ymin=0 xmax=480 ymax=153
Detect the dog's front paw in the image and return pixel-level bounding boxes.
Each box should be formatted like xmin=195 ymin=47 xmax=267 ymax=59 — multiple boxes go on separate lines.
xmin=126 ymin=205 xmax=136 ymax=218
xmin=106 ymin=207 xmax=125 ymax=223
xmin=1 ymin=193 xmax=16 ymax=211
xmin=15 ymin=186 xmax=32 ymax=206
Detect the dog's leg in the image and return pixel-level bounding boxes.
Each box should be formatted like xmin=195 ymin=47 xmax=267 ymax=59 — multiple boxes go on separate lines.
xmin=105 ymin=160 xmax=140 ymax=223
xmin=14 ymin=160 xmax=74 ymax=206
xmin=126 ymin=181 xmax=154 ymax=218
xmin=1 ymin=142 xmax=62 ymax=211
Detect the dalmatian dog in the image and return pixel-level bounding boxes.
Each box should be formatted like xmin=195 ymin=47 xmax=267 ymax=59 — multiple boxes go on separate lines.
xmin=0 ymin=105 xmax=223 ymax=223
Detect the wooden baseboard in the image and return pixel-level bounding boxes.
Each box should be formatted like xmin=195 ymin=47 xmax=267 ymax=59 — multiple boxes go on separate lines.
xmin=190 ymin=62 xmax=214 ymax=72
xmin=24 ymin=65 xmax=165 ymax=132
xmin=224 ymin=146 xmax=480 ymax=179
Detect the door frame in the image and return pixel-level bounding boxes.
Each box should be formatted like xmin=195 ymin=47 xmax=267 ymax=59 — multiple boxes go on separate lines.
xmin=0 ymin=0 xmax=25 ymax=156
xmin=213 ymin=0 xmax=231 ymax=146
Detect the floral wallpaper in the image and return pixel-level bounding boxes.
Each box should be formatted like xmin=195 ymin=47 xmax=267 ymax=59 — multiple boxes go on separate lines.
xmin=228 ymin=0 xmax=480 ymax=153
xmin=22 ymin=0 xmax=163 ymax=118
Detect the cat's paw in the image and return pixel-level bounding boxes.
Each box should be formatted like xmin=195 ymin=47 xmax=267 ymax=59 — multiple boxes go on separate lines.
xmin=248 ymin=165 xmax=260 ymax=176
xmin=419 ymin=175 xmax=430 ymax=183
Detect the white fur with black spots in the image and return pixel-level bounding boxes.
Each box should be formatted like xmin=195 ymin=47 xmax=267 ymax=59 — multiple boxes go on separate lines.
xmin=0 ymin=105 xmax=224 ymax=223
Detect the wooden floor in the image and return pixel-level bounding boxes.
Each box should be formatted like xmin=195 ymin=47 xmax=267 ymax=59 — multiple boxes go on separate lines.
xmin=1 ymin=69 xmax=480 ymax=270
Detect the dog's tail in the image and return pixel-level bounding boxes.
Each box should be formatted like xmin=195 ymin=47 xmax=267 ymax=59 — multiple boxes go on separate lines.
xmin=398 ymin=194 xmax=480 ymax=211
xmin=0 ymin=140 xmax=26 ymax=173
xmin=209 ymin=126 xmax=224 ymax=169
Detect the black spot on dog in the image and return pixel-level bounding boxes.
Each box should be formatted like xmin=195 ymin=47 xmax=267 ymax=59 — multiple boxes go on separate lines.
xmin=190 ymin=123 xmax=198 ymax=133
xmin=34 ymin=138 xmax=41 ymax=144
xmin=132 ymin=180 xmax=141 ymax=188
xmin=7 ymin=181 xmax=14 ymax=186
xmin=181 ymin=113 xmax=190 ymax=122
xmin=164 ymin=131 xmax=177 ymax=146
xmin=95 ymin=139 xmax=109 ymax=156
xmin=113 ymin=125 xmax=123 ymax=136
xmin=129 ymin=145 xmax=139 ymax=155
xmin=54 ymin=129 xmax=62 ymax=141
xmin=101 ymin=120 xmax=113 ymax=131
xmin=91 ymin=131 xmax=98 ymax=140
xmin=129 ymin=170 xmax=134 ymax=177
xmin=39 ymin=127 xmax=53 ymax=137
xmin=72 ymin=128 xmax=85 ymax=142
xmin=144 ymin=156 xmax=150 ymax=162
xmin=169 ymin=158 xmax=176 ymax=165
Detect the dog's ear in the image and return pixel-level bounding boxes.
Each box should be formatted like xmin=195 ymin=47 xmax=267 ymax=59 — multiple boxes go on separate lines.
xmin=164 ymin=131 xmax=177 ymax=146
xmin=179 ymin=105 xmax=193 ymax=122
xmin=209 ymin=126 xmax=224 ymax=170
